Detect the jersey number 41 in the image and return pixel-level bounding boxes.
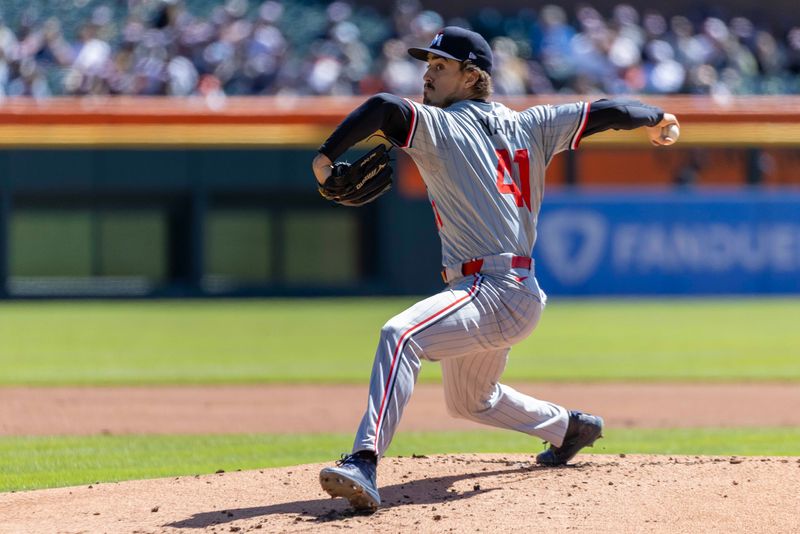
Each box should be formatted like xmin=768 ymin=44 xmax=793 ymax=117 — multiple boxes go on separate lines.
xmin=495 ymin=148 xmax=531 ymax=212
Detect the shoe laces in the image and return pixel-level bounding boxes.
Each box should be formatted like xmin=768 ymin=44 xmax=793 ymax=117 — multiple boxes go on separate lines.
xmin=335 ymin=453 xmax=355 ymax=467
xmin=336 ymin=451 xmax=377 ymax=468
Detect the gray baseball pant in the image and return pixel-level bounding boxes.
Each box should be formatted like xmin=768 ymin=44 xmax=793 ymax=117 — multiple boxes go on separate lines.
xmin=352 ymin=271 xmax=569 ymax=457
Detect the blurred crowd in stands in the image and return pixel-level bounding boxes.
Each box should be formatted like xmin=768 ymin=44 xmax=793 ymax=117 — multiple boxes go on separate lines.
xmin=1 ymin=0 xmax=799 ymax=98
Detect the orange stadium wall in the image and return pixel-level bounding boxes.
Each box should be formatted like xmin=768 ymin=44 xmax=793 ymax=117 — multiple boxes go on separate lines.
xmin=2 ymin=95 xmax=800 ymax=189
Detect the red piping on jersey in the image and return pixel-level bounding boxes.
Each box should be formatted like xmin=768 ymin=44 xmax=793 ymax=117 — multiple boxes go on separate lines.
xmin=431 ymin=199 xmax=443 ymax=229
xmin=570 ymin=101 xmax=591 ymax=150
xmin=373 ymin=275 xmax=482 ymax=453
xmin=401 ymin=99 xmax=417 ymax=148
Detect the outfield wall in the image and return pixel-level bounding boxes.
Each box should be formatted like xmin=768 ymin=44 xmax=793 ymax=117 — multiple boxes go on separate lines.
xmin=0 ymin=96 xmax=799 ymax=297
xmin=535 ymin=190 xmax=800 ymax=295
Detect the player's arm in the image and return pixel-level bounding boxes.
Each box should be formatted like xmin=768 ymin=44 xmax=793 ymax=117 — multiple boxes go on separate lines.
xmin=312 ymin=93 xmax=414 ymax=184
xmin=584 ymin=99 xmax=679 ymax=146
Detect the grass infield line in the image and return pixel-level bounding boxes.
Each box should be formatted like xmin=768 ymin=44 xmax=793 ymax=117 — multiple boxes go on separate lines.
xmin=2 ymin=428 xmax=799 ymax=492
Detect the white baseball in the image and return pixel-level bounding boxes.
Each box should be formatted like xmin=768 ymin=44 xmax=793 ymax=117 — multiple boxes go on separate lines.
xmin=661 ymin=123 xmax=680 ymax=145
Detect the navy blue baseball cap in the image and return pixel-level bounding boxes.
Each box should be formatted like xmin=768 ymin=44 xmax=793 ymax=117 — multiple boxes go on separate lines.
xmin=408 ymin=26 xmax=493 ymax=75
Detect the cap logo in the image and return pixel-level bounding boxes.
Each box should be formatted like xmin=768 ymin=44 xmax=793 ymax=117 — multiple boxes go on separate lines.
xmin=468 ymin=52 xmax=477 ymax=60
xmin=430 ymin=32 xmax=443 ymax=47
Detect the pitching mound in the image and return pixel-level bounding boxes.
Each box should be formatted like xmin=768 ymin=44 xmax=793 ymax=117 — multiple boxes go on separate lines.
xmin=2 ymin=454 xmax=798 ymax=533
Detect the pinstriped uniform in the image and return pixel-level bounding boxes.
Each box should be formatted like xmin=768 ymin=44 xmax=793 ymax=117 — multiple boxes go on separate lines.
xmin=353 ymin=99 xmax=589 ymax=457
xmin=402 ymin=99 xmax=588 ymax=266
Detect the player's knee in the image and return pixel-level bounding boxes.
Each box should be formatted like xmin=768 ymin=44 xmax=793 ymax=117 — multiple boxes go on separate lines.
xmin=379 ymin=318 xmax=429 ymax=366
xmin=444 ymin=392 xmax=478 ymax=420
xmin=445 ymin=396 xmax=469 ymax=419
xmin=379 ymin=319 xmax=404 ymax=343
xmin=445 ymin=389 xmax=495 ymax=420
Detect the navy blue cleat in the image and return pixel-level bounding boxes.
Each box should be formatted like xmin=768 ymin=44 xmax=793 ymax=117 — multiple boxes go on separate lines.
xmin=319 ymin=452 xmax=380 ymax=512
xmin=536 ymin=410 xmax=604 ymax=466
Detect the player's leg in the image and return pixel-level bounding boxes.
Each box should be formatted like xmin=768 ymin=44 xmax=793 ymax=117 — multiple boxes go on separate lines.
xmin=441 ymin=349 xmax=603 ymax=464
xmin=440 ymin=348 xmax=570 ymax=446
xmin=350 ymin=273 xmax=539 ymax=458
xmin=351 ymin=274 xmax=485 ymax=457
xmin=348 ymin=272 xmax=562 ymax=449
xmin=320 ymin=276 xmax=484 ymax=511
xmin=425 ymin=275 xmax=603 ymax=464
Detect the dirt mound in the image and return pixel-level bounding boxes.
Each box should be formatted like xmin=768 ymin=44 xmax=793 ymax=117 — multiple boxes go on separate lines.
xmin=1 ymin=454 xmax=798 ymax=533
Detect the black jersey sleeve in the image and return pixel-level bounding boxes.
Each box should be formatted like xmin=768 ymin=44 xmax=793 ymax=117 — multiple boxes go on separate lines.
xmin=319 ymin=93 xmax=415 ymax=161
xmin=583 ymin=98 xmax=664 ymax=138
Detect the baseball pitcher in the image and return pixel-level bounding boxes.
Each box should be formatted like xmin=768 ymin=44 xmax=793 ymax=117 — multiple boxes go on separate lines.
xmin=312 ymin=26 xmax=680 ymax=512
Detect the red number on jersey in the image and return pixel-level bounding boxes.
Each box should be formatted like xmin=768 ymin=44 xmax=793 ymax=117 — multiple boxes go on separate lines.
xmin=495 ymin=148 xmax=531 ymax=212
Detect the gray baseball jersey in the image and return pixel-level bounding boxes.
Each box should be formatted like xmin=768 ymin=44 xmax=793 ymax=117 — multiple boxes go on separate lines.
xmin=400 ymin=99 xmax=589 ymax=266
xmin=350 ymin=99 xmax=590 ymax=459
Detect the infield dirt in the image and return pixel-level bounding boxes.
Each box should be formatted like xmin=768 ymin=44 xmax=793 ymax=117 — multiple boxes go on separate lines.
xmin=2 ymin=383 xmax=800 ymax=532
xmin=3 ymin=382 xmax=800 ymax=435
xmin=2 ymin=453 xmax=799 ymax=533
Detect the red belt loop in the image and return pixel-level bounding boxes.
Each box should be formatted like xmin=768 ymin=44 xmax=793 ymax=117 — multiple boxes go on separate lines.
xmin=461 ymin=259 xmax=484 ymax=276
xmin=511 ymin=256 xmax=532 ymax=269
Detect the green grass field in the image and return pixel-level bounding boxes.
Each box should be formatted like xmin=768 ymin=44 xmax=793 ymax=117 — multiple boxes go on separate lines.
xmin=1 ymin=298 xmax=798 ymax=384
xmin=1 ymin=297 xmax=798 ymax=492
xmin=3 ymin=428 xmax=800 ymax=492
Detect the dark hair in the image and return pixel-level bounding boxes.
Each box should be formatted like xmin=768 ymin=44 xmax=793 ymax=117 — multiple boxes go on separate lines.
xmin=461 ymin=60 xmax=493 ymax=99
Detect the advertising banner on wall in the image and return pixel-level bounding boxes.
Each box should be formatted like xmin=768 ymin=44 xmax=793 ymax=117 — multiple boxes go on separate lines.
xmin=534 ymin=190 xmax=800 ymax=295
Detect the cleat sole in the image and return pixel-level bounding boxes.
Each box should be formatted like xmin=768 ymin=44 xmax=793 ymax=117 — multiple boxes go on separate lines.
xmin=319 ymin=468 xmax=379 ymax=512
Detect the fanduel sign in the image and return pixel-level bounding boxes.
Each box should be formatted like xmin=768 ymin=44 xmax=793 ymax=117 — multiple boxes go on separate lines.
xmin=534 ymin=191 xmax=800 ymax=295
xmin=613 ymin=223 xmax=800 ymax=273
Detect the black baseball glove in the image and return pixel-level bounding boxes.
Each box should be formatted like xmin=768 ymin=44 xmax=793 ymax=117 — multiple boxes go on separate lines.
xmin=318 ymin=144 xmax=393 ymax=207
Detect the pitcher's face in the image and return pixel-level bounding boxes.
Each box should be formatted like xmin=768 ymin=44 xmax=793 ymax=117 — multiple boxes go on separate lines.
xmin=422 ymin=55 xmax=472 ymax=108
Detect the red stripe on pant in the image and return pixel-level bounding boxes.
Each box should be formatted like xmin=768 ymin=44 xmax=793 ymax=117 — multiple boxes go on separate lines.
xmin=372 ymin=275 xmax=482 ymax=453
